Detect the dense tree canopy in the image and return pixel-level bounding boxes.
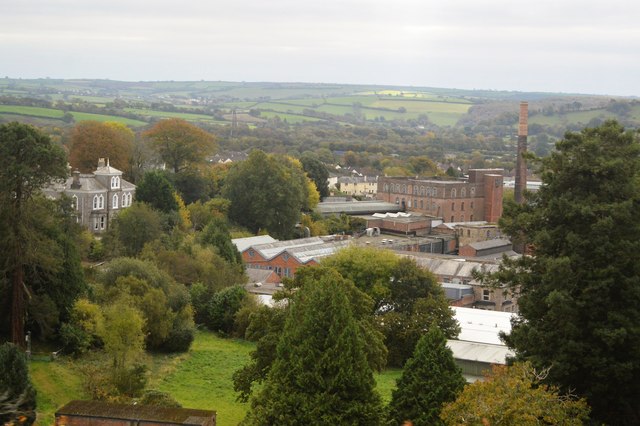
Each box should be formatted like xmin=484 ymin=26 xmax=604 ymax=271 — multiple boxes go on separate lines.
xmin=323 ymin=247 xmax=458 ymax=366
xmin=69 ymin=121 xmax=134 ymax=173
xmin=483 ymin=121 xmax=640 ymax=425
xmin=135 ymin=170 xmax=179 ymax=213
xmin=144 ymin=119 xmax=216 ymax=173
xmin=224 ymin=150 xmax=312 ymax=239
xmin=243 ymin=271 xmax=383 ymax=425
xmin=300 ymin=154 xmax=330 ymax=198
xmin=0 ymin=122 xmax=68 ymax=345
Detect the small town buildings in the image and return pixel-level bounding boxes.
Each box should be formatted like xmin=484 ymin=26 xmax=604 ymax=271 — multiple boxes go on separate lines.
xmin=233 ymin=236 xmax=351 ymax=283
xmin=44 ymin=158 xmax=135 ymax=233
xmin=405 ymin=253 xmax=517 ymax=312
xmin=377 ymin=169 xmax=504 ymax=223
xmin=337 ymin=176 xmax=378 ymax=198
xmin=55 ymin=400 xmax=216 ymax=426
xmin=433 ymin=221 xmax=503 ymax=247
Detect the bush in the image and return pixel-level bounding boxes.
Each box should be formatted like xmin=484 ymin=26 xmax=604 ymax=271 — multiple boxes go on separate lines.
xmin=0 ymin=343 xmax=37 ymax=426
xmin=206 ymin=286 xmax=248 ymax=334
xmin=113 ymin=364 xmax=147 ymax=397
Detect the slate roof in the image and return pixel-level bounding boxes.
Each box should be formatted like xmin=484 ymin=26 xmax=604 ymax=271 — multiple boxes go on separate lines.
xmin=56 ymin=400 xmax=215 ymax=426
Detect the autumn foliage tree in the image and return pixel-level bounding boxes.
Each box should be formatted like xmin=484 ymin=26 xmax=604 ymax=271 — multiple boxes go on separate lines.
xmin=69 ymin=121 xmax=134 ymax=173
xmin=144 ymin=119 xmax=216 ymax=173
xmin=440 ymin=363 xmax=590 ymax=425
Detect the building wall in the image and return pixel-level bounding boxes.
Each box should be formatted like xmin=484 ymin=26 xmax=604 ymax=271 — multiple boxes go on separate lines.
xmin=376 ymin=169 xmax=503 ymax=223
xmin=456 ymin=224 xmax=502 ymax=247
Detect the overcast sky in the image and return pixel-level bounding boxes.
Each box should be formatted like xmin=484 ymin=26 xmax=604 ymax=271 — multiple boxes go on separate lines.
xmin=2 ymin=0 xmax=639 ymax=96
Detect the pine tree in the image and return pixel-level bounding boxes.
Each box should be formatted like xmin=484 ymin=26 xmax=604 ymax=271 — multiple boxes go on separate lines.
xmin=244 ymin=273 xmax=383 ymax=425
xmin=387 ymin=326 xmax=465 ymax=426
xmin=483 ymin=121 xmax=640 ymax=425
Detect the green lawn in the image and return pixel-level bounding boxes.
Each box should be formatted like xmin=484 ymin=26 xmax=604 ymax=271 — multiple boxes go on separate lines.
xmin=30 ymin=331 xmax=402 ymax=426
xmin=155 ymin=332 xmax=254 ymax=426
xmin=30 ymin=359 xmax=87 ymax=425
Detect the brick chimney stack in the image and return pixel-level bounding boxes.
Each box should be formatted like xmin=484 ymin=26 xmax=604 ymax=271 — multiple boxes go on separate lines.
xmin=514 ymin=101 xmax=528 ymax=204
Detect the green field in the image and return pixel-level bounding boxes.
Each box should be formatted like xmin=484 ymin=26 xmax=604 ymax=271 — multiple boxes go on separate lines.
xmin=0 ymin=105 xmax=64 ymax=118
xmin=30 ymin=331 xmax=402 ymax=426
xmin=259 ymin=110 xmax=326 ymax=124
xmin=69 ymin=112 xmax=147 ymax=127
xmin=124 ymin=108 xmax=218 ymax=122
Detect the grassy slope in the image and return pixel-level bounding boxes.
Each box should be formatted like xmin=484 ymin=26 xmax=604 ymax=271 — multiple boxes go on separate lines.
xmin=30 ymin=359 xmax=87 ymax=425
xmin=155 ymin=332 xmax=254 ymax=426
xmin=30 ymin=331 xmax=401 ymax=426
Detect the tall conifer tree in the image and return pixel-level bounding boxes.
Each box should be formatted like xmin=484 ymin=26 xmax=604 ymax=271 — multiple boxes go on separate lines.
xmin=483 ymin=121 xmax=640 ymax=425
xmin=244 ymin=274 xmax=383 ymax=425
xmin=387 ymin=326 xmax=465 ymax=426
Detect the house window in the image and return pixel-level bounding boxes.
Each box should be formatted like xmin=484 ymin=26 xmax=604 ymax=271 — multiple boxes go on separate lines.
xmin=113 ymin=194 xmax=118 ymax=209
xmin=100 ymin=216 xmax=106 ymax=230
xmin=92 ymin=194 xmax=104 ymax=210
xmin=483 ymin=289 xmax=491 ymax=301
xmin=71 ymin=195 xmax=78 ymax=210
xmin=248 ymin=249 xmax=254 ymax=257
xmin=275 ymin=266 xmax=282 ymax=276
xmin=93 ymin=217 xmax=99 ymax=230
xmin=284 ymin=268 xmax=291 ymax=277
xmin=283 ymin=253 xmax=290 ymax=261
xmin=111 ymin=176 xmax=120 ymax=189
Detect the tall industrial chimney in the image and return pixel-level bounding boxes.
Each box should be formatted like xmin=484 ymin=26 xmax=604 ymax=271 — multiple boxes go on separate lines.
xmin=514 ymin=101 xmax=528 ymax=204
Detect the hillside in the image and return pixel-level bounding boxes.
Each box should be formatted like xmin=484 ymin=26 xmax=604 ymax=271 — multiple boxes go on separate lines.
xmin=1 ymin=78 xmax=637 ymax=130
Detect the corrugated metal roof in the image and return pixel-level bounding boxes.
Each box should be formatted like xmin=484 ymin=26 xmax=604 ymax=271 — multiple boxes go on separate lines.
xmin=447 ymin=340 xmax=514 ymax=364
xmin=453 ymin=306 xmax=514 ymax=345
xmin=232 ymin=235 xmax=278 ymax=252
xmin=316 ymin=201 xmax=402 ymax=215
xmin=468 ymin=239 xmax=512 ymax=250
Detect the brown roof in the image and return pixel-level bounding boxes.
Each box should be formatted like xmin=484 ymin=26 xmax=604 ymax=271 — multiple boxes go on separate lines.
xmin=56 ymin=400 xmax=215 ymax=426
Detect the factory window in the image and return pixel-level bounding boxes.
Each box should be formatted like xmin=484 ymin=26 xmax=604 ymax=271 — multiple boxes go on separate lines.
xmin=451 ymin=202 xmax=455 ymax=211
xmin=470 ymin=214 xmax=474 ymax=221
xmin=483 ymin=289 xmax=491 ymax=301
xmin=384 ymin=183 xmax=389 ymax=192
xmin=471 ymin=201 xmax=474 ymax=209
xmin=420 ymin=200 xmax=424 ymax=209
xmin=395 ymin=197 xmax=399 ymax=204
xmin=450 ymin=216 xmax=454 ymax=222
xmin=470 ymin=187 xmax=476 ymax=196
xmin=451 ymin=188 xmax=457 ymax=198
xmin=461 ymin=202 xmax=465 ymax=211
xmin=461 ymin=188 xmax=466 ymax=197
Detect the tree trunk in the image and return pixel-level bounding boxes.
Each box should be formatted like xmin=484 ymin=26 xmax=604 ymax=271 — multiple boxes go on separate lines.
xmin=11 ymin=260 xmax=25 ymax=348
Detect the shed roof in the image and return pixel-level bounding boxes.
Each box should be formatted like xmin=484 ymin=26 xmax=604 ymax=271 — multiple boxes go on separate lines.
xmin=56 ymin=400 xmax=215 ymax=426
xmin=447 ymin=340 xmax=514 ymax=365
xmin=468 ymin=238 xmax=512 ymax=251
xmin=232 ymin=235 xmax=278 ymax=253
xmin=453 ymin=306 xmax=514 ymax=345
